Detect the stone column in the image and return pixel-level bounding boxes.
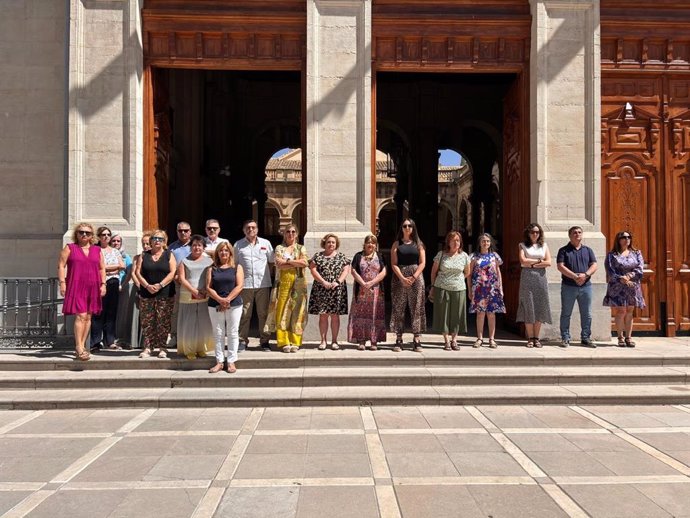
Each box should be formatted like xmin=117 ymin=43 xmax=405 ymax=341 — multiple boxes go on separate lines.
xmin=67 ymin=0 xmax=144 ymax=253
xmin=304 ymin=0 xmax=372 ymax=257
xmin=303 ymin=0 xmax=372 ymax=341
xmin=530 ymin=0 xmax=609 ymax=340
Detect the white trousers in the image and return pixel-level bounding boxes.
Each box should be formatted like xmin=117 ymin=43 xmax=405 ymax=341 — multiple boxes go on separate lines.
xmin=208 ymin=305 xmax=242 ymax=363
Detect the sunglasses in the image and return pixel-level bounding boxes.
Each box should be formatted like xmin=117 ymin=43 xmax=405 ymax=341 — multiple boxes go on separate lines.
xmin=620 ymin=235 xmax=631 ymax=239
xmin=99 ymin=233 xmax=111 ymax=238
xmin=402 ymin=224 xmax=413 ymax=229
xmin=78 ymin=230 xmax=93 ymax=236
xmin=285 ymin=230 xmax=297 ymax=234
xmin=206 ymin=226 xmax=219 ymax=231
xmin=177 ymin=228 xmax=191 ymax=233
xmin=530 ymin=230 xmax=540 ymax=235
xmin=150 ymin=236 xmax=164 ymax=242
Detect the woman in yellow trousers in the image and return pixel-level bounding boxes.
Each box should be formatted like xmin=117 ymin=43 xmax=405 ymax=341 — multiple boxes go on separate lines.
xmin=265 ymin=223 xmax=309 ymax=352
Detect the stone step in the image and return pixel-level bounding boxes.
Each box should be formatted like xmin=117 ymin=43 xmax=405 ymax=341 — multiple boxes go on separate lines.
xmin=2 ymin=347 xmax=690 ymax=371
xmin=1 ymin=366 xmax=689 ymax=390
xmin=1 ymin=384 xmax=689 ymax=410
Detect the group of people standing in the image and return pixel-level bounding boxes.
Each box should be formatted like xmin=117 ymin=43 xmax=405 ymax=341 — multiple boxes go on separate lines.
xmin=57 ymin=218 xmax=647 ymax=366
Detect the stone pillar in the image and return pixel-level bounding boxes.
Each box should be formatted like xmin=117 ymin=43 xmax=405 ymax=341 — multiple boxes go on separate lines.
xmin=67 ymin=0 xmax=144 ymax=253
xmin=304 ymin=0 xmax=372 ymax=257
xmin=530 ymin=0 xmax=609 ymax=340
xmin=303 ymin=0 xmax=372 ymax=341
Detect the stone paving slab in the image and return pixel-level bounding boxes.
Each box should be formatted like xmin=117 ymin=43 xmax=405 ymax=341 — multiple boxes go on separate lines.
xmin=0 ymin=405 xmax=689 ymax=517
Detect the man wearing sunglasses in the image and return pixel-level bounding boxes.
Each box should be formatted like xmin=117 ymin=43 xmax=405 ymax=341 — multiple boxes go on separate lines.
xmin=203 ymin=219 xmax=229 ymax=255
xmin=168 ymin=221 xmax=194 ymax=348
xmin=234 ymin=219 xmax=275 ymax=351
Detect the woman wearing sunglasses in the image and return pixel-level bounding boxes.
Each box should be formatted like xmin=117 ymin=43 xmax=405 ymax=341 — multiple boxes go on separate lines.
xmin=135 ymin=229 xmax=176 ymax=358
xmin=266 ymin=223 xmax=309 ymax=352
xmin=57 ymin=223 xmax=106 ymax=361
xmin=90 ymin=226 xmax=125 ymax=352
xmin=390 ymin=219 xmax=426 ymax=352
xmin=603 ymin=231 xmax=645 ymax=347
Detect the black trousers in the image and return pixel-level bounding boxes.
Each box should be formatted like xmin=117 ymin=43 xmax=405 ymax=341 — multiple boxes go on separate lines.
xmin=91 ymin=278 xmax=120 ymax=347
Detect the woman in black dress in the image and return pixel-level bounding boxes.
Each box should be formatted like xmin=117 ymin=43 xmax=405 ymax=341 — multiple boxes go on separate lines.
xmin=308 ymin=233 xmax=350 ymax=350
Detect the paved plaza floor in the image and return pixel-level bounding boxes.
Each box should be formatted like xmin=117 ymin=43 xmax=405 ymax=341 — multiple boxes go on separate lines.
xmin=0 ymin=405 xmax=689 ymax=517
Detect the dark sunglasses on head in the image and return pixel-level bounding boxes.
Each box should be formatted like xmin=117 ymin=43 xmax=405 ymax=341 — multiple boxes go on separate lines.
xmin=78 ymin=230 xmax=93 ymax=236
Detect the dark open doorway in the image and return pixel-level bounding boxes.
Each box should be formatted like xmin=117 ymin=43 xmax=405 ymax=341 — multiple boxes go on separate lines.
xmin=375 ymin=71 xmax=528 ymax=330
xmin=152 ymin=69 xmax=302 ymax=244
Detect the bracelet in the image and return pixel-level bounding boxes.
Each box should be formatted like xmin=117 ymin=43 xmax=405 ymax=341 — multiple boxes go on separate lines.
xmin=101 ymin=282 xmax=106 ymax=286
xmin=59 ymin=280 xmax=66 ymax=284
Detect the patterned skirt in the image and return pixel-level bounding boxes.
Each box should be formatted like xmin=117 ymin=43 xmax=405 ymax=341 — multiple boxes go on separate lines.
xmin=348 ymin=286 xmax=386 ymax=344
xmin=390 ymin=264 xmax=426 ymax=334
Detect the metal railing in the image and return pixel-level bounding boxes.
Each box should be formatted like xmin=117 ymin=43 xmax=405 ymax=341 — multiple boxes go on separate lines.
xmin=0 ymin=278 xmax=62 ymax=348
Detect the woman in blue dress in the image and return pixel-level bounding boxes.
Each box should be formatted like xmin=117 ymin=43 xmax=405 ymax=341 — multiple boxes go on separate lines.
xmin=603 ymin=230 xmax=645 ymax=348
xmin=469 ymin=233 xmax=505 ymax=348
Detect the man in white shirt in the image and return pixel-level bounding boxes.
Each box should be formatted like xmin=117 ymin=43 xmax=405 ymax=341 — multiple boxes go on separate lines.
xmin=204 ymin=218 xmax=229 ymax=257
xmin=234 ymin=220 xmax=274 ymax=351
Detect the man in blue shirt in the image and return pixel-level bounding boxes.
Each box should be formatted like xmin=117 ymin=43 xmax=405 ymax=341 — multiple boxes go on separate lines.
xmin=167 ymin=221 xmax=193 ymax=348
xmin=556 ymin=226 xmax=598 ymax=348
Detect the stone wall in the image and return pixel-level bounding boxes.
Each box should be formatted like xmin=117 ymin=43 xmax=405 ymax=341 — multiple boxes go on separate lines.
xmin=0 ymin=0 xmax=68 ymax=277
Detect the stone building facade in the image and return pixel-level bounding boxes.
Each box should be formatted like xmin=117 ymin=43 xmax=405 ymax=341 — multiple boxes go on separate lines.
xmin=2 ymin=1 xmax=689 ymax=339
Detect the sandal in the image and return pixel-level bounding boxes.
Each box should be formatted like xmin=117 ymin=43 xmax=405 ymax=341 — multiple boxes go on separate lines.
xmin=226 ymin=362 xmax=237 ymax=373
xmin=318 ymin=343 xmax=327 ymax=351
xmin=533 ymin=338 xmax=543 ymax=348
xmin=473 ymin=339 xmax=483 ymax=348
xmin=358 ymin=343 xmax=366 ymax=351
xmin=283 ymin=345 xmax=292 ymax=353
xmin=443 ymin=341 xmax=452 ymax=351
xmin=393 ymin=337 xmax=403 ymax=353
xmin=488 ymin=339 xmax=498 ymax=349
xmin=450 ymin=340 xmax=460 ymax=351
xmin=412 ymin=337 xmax=423 ymax=353
xmin=209 ymin=363 xmax=223 ymax=373
xmin=76 ymin=349 xmax=90 ymax=361
xmin=331 ymin=342 xmax=340 ymax=350
xmin=625 ymin=338 xmax=636 ymax=348
xmin=370 ymin=343 xmax=378 ymax=351
xmin=139 ymin=348 xmax=151 ymax=358
xmin=617 ymin=335 xmax=626 ymax=347
xmin=526 ymin=338 xmax=534 ymax=348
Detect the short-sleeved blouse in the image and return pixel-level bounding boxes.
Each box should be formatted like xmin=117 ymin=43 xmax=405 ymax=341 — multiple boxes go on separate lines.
xmin=103 ymin=247 xmax=122 ymax=280
xmin=433 ymin=251 xmax=470 ymax=291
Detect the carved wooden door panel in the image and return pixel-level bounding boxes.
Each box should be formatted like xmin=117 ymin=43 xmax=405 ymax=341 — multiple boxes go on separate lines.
xmin=668 ymin=80 xmax=690 ymax=333
xmin=502 ymin=73 xmax=529 ymax=328
xmin=601 ymin=81 xmax=662 ymax=332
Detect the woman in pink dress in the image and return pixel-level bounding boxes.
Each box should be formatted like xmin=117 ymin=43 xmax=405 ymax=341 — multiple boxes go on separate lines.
xmin=57 ymin=222 xmax=106 ymax=361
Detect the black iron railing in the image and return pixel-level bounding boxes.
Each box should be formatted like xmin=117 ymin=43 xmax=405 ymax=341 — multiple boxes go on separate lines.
xmin=0 ymin=278 xmax=62 ymax=346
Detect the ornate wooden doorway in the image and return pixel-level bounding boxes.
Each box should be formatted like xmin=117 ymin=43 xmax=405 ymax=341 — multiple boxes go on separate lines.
xmin=142 ymin=1 xmax=306 ymax=235
xmin=372 ymin=0 xmax=531 ymax=327
xmin=601 ymin=2 xmax=690 ymax=335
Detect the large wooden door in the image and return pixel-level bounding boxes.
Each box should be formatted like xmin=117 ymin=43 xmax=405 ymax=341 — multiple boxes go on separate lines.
xmin=601 ymin=76 xmax=690 ymax=335
xmin=502 ymin=72 xmax=530 ymax=328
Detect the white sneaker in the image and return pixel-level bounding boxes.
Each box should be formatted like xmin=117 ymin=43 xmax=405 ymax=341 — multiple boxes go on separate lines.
xmin=158 ymin=350 xmax=168 ymax=359
xmin=139 ymin=349 xmax=151 ymax=358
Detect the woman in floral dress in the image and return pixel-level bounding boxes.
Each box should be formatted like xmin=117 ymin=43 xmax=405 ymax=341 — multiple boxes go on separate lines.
xmin=308 ymin=233 xmax=350 ymax=350
xmin=469 ymin=233 xmax=505 ymax=348
xmin=348 ymin=235 xmax=387 ymax=350
xmin=603 ymin=230 xmax=645 ymax=347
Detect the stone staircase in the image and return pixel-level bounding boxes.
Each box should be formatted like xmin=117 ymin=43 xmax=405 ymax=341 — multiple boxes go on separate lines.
xmin=1 ymin=336 xmax=689 ymax=409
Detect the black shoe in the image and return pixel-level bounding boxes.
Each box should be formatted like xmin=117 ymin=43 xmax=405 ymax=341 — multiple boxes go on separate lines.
xmin=560 ymin=339 xmax=570 ymax=348
xmin=89 ymin=343 xmax=102 ymax=353
xmin=581 ymin=338 xmax=597 ymax=348
xmin=261 ymin=342 xmax=271 ymax=352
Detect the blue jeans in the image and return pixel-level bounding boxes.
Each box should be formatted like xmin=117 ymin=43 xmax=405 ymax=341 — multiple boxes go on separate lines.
xmin=560 ymin=283 xmax=592 ymax=341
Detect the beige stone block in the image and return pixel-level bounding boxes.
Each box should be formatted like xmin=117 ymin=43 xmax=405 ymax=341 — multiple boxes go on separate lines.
xmin=26 ymin=42 xmax=64 ymax=67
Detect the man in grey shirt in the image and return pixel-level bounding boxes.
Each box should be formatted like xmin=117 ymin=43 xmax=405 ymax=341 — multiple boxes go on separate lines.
xmin=234 ymin=220 xmax=274 ymax=351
